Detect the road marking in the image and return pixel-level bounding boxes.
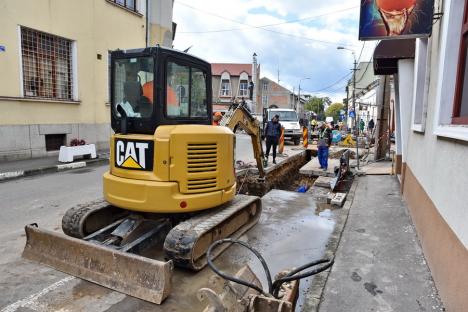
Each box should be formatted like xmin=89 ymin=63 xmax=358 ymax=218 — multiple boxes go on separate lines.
xmin=0 ymin=171 xmax=24 ymax=180
xmin=1 ymin=276 xmax=75 ymax=312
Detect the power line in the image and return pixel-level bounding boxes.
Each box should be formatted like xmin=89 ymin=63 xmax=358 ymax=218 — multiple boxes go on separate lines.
xmin=356 ymin=42 xmax=366 ymax=64
xmin=310 ymin=72 xmax=353 ymax=93
xmin=179 ymin=5 xmax=359 ymax=34
xmin=175 ymin=1 xmax=357 ymax=48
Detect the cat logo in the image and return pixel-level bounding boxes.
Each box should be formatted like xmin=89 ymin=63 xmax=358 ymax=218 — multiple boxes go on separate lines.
xmin=115 ymin=139 xmax=154 ymax=171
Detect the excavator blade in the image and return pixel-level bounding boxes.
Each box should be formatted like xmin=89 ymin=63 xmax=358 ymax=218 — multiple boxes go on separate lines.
xmin=22 ymin=224 xmax=173 ymax=304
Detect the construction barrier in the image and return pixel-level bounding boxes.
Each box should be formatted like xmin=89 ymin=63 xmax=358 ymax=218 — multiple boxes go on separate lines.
xmin=303 ymin=127 xmax=308 ymax=148
xmin=278 ymin=127 xmax=285 ymax=154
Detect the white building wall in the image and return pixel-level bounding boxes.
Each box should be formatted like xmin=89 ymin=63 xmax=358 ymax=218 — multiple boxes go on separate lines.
xmin=404 ymin=0 xmax=468 ymax=248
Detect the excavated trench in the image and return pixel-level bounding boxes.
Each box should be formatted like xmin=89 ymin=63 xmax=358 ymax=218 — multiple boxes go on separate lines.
xmin=236 ymin=151 xmax=314 ymax=197
xmin=236 ymin=149 xmax=355 ymax=197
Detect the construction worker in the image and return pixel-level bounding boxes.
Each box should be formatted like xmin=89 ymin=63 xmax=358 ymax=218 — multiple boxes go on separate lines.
xmin=265 ymin=114 xmax=282 ymax=164
xmin=212 ymin=112 xmax=222 ymax=126
xmin=311 ymin=118 xmax=318 ymax=132
xmin=317 ymin=122 xmax=332 ymax=171
xmin=359 ymin=119 xmax=365 ymax=135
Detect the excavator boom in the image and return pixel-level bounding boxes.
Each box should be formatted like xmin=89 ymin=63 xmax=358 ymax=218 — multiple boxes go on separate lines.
xmin=219 ymin=104 xmax=266 ymax=178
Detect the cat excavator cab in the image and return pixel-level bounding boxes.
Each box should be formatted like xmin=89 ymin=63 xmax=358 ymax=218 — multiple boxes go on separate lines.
xmin=22 ymin=46 xmax=266 ymax=305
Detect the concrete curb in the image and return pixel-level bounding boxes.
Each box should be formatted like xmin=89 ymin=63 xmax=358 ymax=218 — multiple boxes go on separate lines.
xmin=301 ymin=176 xmax=360 ymax=312
xmin=0 ymin=157 xmax=109 ymax=182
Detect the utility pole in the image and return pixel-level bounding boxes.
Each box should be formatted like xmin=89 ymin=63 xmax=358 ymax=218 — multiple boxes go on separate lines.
xmin=298 ymin=78 xmax=310 ymax=116
xmin=252 ymin=53 xmax=258 ymax=113
xmin=353 ymin=57 xmax=359 ymax=170
xmin=338 ymin=46 xmax=360 ymax=170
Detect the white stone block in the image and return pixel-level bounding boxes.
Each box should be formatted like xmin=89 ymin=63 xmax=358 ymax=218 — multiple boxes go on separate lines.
xmin=58 ymin=144 xmax=97 ymax=163
xmin=331 ymin=193 xmax=347 ymax=207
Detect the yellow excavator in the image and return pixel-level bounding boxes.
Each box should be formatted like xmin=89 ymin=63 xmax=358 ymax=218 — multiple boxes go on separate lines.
xmin=22 ymin=46 xmax=266 ymax=304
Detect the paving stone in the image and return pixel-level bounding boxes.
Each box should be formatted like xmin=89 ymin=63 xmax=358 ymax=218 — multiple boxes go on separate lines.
xmin=331 ymin=192 xmax=347 ymax=207
xmin=299 ymin=158 xmax=339 ymax=177
xmin=314 ymin=176 xmax=334 ymax=189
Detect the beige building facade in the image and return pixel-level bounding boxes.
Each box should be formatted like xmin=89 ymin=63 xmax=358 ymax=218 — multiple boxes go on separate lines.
xmin=0 ymin=0 xmax=174 ymax=161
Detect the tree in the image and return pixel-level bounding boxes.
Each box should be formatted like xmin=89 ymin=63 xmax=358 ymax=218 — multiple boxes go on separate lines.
xmin=325 ymin=103 xmax=345 ymax=122
xmin=304 ymin=96 xmax=332 ymax=120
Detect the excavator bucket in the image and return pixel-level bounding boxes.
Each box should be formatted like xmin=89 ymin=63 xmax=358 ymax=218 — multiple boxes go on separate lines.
xmin=22 ymin=224 xmax=173 ymax=304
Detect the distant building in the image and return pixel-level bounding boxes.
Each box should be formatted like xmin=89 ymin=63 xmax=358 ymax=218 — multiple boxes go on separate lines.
xmin=211 ymin=60 xmax=261 ymax=113
xmin=0 ymin=0 xmax=174 ymax=161
xmin=259 ymin=77 xmax=304 ymax=115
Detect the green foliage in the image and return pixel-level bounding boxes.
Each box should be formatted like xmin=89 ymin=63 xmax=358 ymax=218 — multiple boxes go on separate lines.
xmin=325 ymin=103 xmax=344 ymax=122
xmin=304 ymin=96 xmax=331 ymax=120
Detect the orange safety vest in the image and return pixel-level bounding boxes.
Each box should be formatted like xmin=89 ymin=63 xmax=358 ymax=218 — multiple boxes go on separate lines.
xmin=142 ymin=81 xmax=178 ymax=106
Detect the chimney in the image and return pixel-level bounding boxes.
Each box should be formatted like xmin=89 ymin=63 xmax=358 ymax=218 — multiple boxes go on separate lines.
xmin=252 ymin=53 xmax=258 ymax=113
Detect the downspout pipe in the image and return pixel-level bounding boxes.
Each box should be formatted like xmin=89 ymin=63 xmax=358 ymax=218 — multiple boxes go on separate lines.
xmin=145 ymin=0 xmax=149 ymax=47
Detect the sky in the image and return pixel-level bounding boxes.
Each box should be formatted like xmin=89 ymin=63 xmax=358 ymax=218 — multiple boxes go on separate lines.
xmin=172 ymin=0 xmax=376 ymax=103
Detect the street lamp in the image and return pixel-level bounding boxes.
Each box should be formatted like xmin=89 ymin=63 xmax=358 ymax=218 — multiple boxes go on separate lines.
xmin=337 ymin=46 xmax=360 ymax=170
xmin=297 ymin=77 xmax=310 ymax=114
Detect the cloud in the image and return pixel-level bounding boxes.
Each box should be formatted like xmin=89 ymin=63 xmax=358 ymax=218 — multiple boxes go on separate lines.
xmin=173 ymin=0 xmax=376 ymax=103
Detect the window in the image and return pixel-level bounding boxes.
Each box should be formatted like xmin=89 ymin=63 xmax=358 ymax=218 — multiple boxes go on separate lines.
xmin=166 ymin=62 xmax=208 ymax=118
xmin=111 ymin=0 xmax=137 ymax=12
xmin=221 ymin=79 xmax=231 ymax=96
xmin=239 ymin=80 xmax=249 ymax=97
xmin=433 ymin=0 xmax=468 ymax=140
xmin=454 ymin=0 xmax=468 ymax=124
xmin=113 ymin=56 xmax=154 ymax=118
xmin=21 ymin=27 xmax=73 ymax=100
xmin=191 ymin=68 xmax=208 ymax=117
xmin=45 ymin=134 xmax=66 ymax=151
xmin=262 ymin=95 xmax=268 ymax=106
xmin=263 ymin=82 xmax=268 ymax=91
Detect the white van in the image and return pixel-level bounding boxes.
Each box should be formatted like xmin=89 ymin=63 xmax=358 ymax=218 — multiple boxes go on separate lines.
xmin=263 ymin=108 xmax=302 ymax=145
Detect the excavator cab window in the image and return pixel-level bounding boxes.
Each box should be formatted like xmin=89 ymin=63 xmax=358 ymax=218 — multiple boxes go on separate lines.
xmin=166 ymin=61 xmax=208 ymax=118
xmin=113 ymin=57 xmax=154 ymax=119
xmin=110 ymin=47 xmax=212 ymax=135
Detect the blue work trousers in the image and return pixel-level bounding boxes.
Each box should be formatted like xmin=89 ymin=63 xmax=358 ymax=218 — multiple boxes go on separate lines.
xmin=318 ymin=146 xmax=329 ymax=169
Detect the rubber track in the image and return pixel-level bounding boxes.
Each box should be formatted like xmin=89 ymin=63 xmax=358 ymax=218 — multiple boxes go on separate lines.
xmin=164 ymin=194 xmax=262 ymax=271
xmin=61 ymin=199 xmax=113 ymax=238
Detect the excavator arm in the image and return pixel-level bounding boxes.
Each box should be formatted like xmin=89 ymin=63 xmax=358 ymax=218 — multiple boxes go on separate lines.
xmin=219 ymin=104 xmax=265 ymax=178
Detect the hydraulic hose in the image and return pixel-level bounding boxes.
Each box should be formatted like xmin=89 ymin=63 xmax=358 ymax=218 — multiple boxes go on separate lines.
xmin=206 ymin=238 xmax=334 ymax=299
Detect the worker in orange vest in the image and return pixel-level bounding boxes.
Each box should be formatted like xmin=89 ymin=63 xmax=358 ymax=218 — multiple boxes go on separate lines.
xmin=212 ymin=112 xmax=222 ymax=126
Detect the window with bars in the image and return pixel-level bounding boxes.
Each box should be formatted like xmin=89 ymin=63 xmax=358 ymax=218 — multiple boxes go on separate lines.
xmin=111 ymin=0 xmax=137 ymax=12
xmin=454 ymin=0 xmax=468 ymax=124
xmin=21 ymin=27 xmax=74 ymax=101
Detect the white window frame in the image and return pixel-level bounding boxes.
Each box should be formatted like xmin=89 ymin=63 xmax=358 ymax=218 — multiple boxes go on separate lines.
xmin=238 ymin=72 xmax=249 ymax=97
xmin=220 ymin=72 xmax=231 ymax=97
xmin=411 ymin=38 xmax=431 ymax=133
xmin=433 ymin=0 xmax=468 ymax=141
xmin=72 ymin=41 xmax=78 ymax=101
xmin=17 ymin=26 xmax=24 ymax=97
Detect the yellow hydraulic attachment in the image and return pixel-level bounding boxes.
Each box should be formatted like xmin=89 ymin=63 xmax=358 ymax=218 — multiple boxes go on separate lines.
xmin=220 ymin=104 xmax=265 ymax=178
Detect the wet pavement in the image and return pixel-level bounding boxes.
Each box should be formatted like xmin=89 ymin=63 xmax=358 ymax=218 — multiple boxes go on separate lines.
xmin=319 ymin=176 xmax=443 ymax=311
xmin=0 ymin=189 xmax=337 ymax=312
